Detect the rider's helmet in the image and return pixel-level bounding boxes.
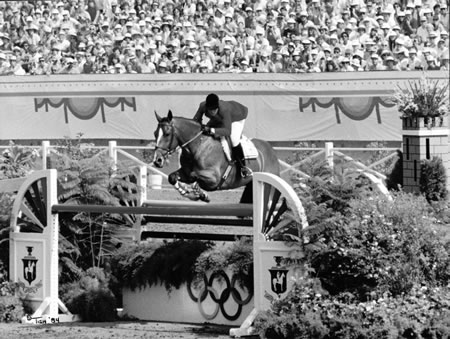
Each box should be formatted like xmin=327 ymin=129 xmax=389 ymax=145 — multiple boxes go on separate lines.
xmin=205 ymin=93 xmax=219 ymax=110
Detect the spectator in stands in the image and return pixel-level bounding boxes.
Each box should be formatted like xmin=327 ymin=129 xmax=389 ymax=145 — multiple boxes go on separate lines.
xmin=385 ymin=56 xmax=400 ymax=70
xmin=0 ymin=0 xmax=447 ymax=75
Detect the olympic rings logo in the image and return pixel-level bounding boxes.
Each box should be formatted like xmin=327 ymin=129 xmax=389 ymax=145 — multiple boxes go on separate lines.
xmin=187 ymin=270 xmax=253 ymax=321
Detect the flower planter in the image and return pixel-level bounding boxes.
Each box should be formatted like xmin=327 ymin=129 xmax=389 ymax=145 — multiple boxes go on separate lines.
xmin=122 ymin=269 xmax=253 ymax=326
xmin=402 ymin=116 xmax=448 ymax=130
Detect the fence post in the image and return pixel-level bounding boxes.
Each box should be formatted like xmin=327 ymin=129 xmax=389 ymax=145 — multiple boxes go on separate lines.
xmin=108 ymin=140 xmax=117 ymax=169
xmin=325 ymin=142 xmax=334 ymax=171
xmin=137 ymin=165 xmax=147 ymax=206
xmin=41 ymin=140 xmax=50 ymax=170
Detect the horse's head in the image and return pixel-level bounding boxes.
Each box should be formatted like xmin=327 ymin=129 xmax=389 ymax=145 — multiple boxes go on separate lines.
xmin=153 ymin=110 xmax=178 ymax=168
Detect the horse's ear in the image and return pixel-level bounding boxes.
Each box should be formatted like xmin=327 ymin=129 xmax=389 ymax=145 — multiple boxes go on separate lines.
xmin=155 ymin=110 xmax=162 ymax=122
xmin=168 ymin=110 xmax=173 ymax=121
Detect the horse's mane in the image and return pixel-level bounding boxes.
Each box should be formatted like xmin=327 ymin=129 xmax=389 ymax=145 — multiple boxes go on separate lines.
xmin=170 ymin=116 xmax=201 ymax=128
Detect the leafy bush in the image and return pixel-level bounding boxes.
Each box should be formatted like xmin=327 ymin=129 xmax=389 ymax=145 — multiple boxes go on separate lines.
xmin=0 ymin=192 xmax=14 ymax=268
xmin=420 ymin=156 xmax=448 ymax=203
xmin=110 ymin=239 xmax=213 ymax=292
xmin=255 ymin=187 xmax=450 ymax=338
xmin=0 ymin=263 xmax=43 ymax=322
xmin=0 ymin=142 xmax=38 ymax=179
xmin=292 ymin=158 xmax=374 ymax=227
xmin=0 ymin=295 xmax=25 ymax=323
xmin=254 ymin=279 xmax=450 ymax=339
xmin=304 ymin=192 xmax=450 ymax=298
xmin=385 ymin=150 xmax=403 ymax=191
xmin=194 ymin=237 xmax=253 ymax=291
xmin=60 ymin=267 xmax=117 ymax=322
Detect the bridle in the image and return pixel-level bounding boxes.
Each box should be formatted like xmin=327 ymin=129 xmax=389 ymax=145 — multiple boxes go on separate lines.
xmin=154 ymin=120 xmax=203 ymax=159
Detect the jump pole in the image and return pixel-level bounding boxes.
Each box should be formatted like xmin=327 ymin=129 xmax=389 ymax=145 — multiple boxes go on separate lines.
xmin=9 ymin=169 xmax=308 ymax=332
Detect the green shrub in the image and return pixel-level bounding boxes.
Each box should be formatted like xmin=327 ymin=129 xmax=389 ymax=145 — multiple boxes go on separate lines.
xmin=67 ymin=288 xmax=117 ymax=322
xmin=110 ymin=239 xmax=213 ymax=292
xmin=0 ymin=295 xmax=24 ymax=323
xmin=304 ymin=192 xmax=450 ymax=298
xmin=0 ymin=263 xmax=43 ymax=322
xmin=254 ymin=279 xmax=450 ymax=339
xmin=60 ymin=267 xmax=117 ymax=322
xmin=255 ymin=187 xmax=450 ymax=338
xmin=194 ymin=237 xmax=253 ymax=291
xmin=385 ymin=150 xmax=403 ymax=191
xmin=420 ymin=156 xmax=448 ymax=203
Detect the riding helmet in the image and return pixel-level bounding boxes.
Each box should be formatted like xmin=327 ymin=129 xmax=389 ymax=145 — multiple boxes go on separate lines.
xmin=205 ymin=93 xmax=219 ymax=109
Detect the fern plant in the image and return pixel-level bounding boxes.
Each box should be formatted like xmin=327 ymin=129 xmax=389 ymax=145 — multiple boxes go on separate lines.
xmin=49 ymin=149 xmax=140 ymax=281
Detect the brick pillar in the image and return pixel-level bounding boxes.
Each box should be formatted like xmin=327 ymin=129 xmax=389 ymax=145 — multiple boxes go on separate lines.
xmin=402 ymin=116 xmax=450 ymax=194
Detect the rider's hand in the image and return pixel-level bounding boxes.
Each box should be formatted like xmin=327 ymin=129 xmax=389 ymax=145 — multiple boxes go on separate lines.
xmin=202 ymin=125 xmax=214 ymax=135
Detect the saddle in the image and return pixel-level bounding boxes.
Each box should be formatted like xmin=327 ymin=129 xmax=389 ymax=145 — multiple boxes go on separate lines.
xmin=220 ymin=135 xmax=258 ymax=163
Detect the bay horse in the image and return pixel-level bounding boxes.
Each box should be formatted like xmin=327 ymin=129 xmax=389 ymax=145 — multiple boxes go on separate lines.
xmin=152 ymin=110 xmax=280 ymax=203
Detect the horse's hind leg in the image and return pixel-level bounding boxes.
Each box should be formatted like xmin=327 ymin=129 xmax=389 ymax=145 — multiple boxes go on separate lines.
xmin=239 ymin=183 xmax=253 ymax=204
xmin=192 ymin=182 xmax=210 ymax=203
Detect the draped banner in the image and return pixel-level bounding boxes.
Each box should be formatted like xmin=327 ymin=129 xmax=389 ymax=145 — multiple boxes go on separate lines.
xmin=0 ymin=72 xmax=445 ymax=142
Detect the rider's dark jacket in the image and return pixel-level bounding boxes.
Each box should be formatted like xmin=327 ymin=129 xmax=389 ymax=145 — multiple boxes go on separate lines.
xmin=193 ymin=100 xmax=248 ymax=137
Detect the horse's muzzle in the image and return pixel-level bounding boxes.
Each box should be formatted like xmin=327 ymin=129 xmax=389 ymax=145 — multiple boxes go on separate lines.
xmin=153 ymin=156 xmax=164 ymax=168
xmin=153 ymin=151 xmax=165 ymax=168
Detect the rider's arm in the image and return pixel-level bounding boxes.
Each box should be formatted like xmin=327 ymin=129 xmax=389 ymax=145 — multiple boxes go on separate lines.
xmin=210 ymin=111 xmax=232 ymax=137
xmin=193 ymin=103 xmax=205 ymax=123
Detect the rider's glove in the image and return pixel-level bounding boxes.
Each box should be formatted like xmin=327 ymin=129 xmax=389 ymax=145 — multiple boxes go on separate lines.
xmin=202 ymin=125 xmax=215 ymax=135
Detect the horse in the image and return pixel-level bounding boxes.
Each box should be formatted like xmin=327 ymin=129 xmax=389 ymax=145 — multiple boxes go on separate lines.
xmin=152 ymin=110 xmax=280 ymax=203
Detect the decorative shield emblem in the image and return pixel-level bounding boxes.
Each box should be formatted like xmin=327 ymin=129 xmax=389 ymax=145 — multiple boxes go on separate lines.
xmin=22 ymin=246 xmax=38 ymax=285
xmin=269 ymin=256 xmax=289 ymax=297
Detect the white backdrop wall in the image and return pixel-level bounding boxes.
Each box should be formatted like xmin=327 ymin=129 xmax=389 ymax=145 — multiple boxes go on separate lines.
xmin=0 ymin=71 xmax=446 ymax=142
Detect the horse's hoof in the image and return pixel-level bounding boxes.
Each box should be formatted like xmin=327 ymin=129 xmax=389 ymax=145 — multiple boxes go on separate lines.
xmin=200 ymin=194 xmax=210 ymax=203
xmin=184 ymin=193 xmax=200 ymax=201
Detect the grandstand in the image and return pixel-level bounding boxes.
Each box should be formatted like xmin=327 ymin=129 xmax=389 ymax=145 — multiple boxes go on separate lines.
xmin=0 ymin=0 xmax=447 ymax=74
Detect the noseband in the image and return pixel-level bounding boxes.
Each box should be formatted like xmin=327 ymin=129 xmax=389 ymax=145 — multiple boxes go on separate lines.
xmin=155 ymin=120 xmax=203 ymax=159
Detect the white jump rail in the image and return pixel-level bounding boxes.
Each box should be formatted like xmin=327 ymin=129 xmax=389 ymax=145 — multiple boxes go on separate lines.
xmin=28 ymin=140 xmax=401 ymax=181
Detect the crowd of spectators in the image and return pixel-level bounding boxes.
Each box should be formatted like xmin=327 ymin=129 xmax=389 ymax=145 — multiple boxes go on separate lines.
xmin=0 ymin=0 xmax=448 ymax=74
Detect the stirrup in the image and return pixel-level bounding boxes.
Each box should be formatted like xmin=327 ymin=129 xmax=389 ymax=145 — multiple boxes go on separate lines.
xmin=241 ymin=166 xmax=253 ymax=178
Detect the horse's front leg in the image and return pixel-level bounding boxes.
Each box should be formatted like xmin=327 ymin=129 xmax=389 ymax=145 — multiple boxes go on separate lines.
xmin=168 ymin=169 xmax=205 ymax=201
xmin=168 ymin=169 xmax=192 ymax=197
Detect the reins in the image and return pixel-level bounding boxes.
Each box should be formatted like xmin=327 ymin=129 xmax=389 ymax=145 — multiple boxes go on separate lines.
xmin=155 ymin=120 xmax=203 ymax=158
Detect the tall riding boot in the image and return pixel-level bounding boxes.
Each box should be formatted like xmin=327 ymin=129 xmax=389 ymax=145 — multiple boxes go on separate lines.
xmin=232 ymin=144 xmax=252 ymax=178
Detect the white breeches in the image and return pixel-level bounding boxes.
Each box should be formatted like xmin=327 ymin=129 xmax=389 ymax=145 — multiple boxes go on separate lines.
xmin=231 ymin=119 xmax=245 ymax=147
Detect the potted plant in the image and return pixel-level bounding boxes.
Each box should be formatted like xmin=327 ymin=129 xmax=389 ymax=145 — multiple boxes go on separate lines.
xmin=393 ymin=75 xmax=449 ymax=129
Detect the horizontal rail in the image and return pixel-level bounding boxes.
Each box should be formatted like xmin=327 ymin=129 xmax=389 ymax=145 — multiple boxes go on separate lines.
xmin=274 ymin=147 xmax=324 ymax=151
xmin=141 ymin=199 xmax=209 ymax=206
xmin=143 ymin=215 xmax=252 ymax=226
xmin=140 ymin=231 xmax=251 ymax=242
xmin=334 ymin=151 xmax=387 ymax=180
xmin=116 ymin=149 xmax=168 ymax=178
xmin=279 ymin=160 xmax=311 ymax=179
xmin=52 ymin=203 xmax=253 ymax=217
xmin=367 ymin=152 xmax=399 ymax=169
xmin=114 ymin=145 xmax=154 ymax=150
xmin=333 ymin=147 xmax=400 ymax=151
xmin=280 ymin=149 xmax=325 ymax=175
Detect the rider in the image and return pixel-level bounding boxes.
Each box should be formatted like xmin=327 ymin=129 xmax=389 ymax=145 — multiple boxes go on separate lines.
xmin=193 ymin=93 xmax=252 ymax=178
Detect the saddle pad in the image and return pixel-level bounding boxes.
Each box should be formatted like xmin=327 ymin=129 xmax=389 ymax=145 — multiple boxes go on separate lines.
xmin=220 ymin=135 xmax=258 ymax=161
xmin=241 ymin=136 xmax=258 ymax=159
